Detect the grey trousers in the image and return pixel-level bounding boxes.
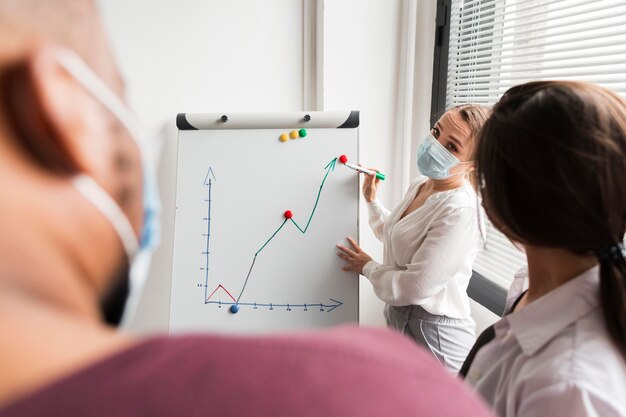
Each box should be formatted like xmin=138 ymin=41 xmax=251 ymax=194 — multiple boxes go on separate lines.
xmin=385 ymin=304 xmax=476 ymax=372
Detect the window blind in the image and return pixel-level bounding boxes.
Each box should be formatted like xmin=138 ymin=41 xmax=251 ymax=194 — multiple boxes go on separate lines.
xmin=446 ymin=0 xmax=626 ymax=286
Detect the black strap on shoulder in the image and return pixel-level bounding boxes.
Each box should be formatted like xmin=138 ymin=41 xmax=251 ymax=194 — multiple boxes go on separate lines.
xmin=458 ymin=290 xmax=528 ymax=378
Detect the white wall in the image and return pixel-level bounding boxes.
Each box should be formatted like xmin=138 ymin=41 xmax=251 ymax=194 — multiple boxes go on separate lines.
xmin=97 ymin=0 xmax=494 ymax=334
xmin=98 ymin=0 xmax=304 ymax=132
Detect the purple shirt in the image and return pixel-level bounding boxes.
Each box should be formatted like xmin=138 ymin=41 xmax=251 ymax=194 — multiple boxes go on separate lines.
xmin=0 ymin=326 xmax=492 ymax=417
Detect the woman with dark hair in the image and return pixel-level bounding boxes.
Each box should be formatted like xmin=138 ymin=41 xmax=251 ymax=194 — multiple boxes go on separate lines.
xmin=461 ymin=81 xmax=626 ymax=416
xmin=337 ymin=105 xmax=490 ymax=372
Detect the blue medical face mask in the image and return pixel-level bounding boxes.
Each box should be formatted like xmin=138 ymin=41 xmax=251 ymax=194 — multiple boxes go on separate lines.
xmin=417 ymin=133 xmax=469 ymax=179
xmin=56 ymin=49 xmax=160 ymax=325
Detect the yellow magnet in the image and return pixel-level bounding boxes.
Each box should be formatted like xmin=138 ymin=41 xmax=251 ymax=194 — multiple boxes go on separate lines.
xmin=279 ymin=133 xmax=289 ymax=142
xmin=289 ymin=130 xmax=299 ymax=139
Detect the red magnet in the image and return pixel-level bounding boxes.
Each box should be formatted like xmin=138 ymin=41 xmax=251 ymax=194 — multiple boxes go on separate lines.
xmin=339 ymin=155 xmax=348 ymax=164
xmin=284 ymin=210 xmax=293 ymax=219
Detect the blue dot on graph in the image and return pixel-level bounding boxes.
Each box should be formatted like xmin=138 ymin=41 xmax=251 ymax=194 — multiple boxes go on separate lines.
xmin=230 ymin=304 xmax=239 ymax=314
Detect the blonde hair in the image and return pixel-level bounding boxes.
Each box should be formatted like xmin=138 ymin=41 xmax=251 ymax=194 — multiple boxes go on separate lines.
xmin=451 ymin=104 xmax=491 ymax=159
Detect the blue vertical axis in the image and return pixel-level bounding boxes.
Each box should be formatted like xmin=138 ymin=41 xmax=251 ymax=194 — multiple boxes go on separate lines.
xmin=201 ymin=167 xmax=216 ymax=303
xmin=203 ymin=178 xmax=212 ymax=303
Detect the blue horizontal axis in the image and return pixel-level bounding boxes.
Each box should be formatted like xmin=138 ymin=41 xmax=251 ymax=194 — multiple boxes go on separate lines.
xmin=205 ymin=298 xmax=343 ymax=313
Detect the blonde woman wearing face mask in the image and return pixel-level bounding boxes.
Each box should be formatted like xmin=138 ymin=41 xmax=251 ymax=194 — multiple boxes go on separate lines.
xmin=337 ymin=105 xmax=490 ymax=372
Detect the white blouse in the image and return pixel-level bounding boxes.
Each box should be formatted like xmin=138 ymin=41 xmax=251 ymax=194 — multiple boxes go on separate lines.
xmin=466 ymin=265 xmax=626 ymax=416
xmin=362 ymin=177 xmax=483 ymax=319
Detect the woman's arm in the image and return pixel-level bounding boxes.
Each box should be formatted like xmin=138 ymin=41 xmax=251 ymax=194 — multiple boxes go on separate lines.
xmin=362 ymin=169 xmax=389 ymax=241
xmin=363 ymin=206 xmax=478 ymax=306
xmin=367 ymin=199 xmax=391 ymax=241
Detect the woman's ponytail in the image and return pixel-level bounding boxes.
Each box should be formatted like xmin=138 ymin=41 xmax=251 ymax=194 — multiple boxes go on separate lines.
xmin=597 ymin=246 xmax=626 ymax=361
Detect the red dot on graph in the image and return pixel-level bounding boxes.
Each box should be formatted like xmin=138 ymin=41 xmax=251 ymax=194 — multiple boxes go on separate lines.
xmin=284 ymin=210 xmax=293 ymax=219
xmin=339 ymin=155 xmax=348 ymax=164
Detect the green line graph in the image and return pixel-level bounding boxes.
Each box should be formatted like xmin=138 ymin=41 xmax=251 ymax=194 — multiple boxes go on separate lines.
xmin=234 ymin=157 xmax=338 ymax=304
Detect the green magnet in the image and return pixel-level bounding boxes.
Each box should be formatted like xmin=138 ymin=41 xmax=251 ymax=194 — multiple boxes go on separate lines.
xmin=299 ymin=128 xmax=307 ymax=138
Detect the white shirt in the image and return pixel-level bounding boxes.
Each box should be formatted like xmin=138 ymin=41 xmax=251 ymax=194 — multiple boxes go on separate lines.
xmin=466 ymin=265 xmax=626 ymax=417
xmin=362 ymin=177 xmax=483 ymax=319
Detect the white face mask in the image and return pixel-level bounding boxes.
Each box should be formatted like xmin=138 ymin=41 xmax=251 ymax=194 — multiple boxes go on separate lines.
xmin=56 ymin=49 xmax=160 ymax=325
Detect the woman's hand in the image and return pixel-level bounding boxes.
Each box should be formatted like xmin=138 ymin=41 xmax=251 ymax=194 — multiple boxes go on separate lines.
xmin=336 ymin=236 xmax=373 ymax=274
xmin=362 ymin=167 xmax=382 ymax=202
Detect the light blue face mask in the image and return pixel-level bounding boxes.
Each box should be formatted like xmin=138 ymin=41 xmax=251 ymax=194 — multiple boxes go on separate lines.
xmin=56 ymin=49 xmax=160 ymax=323
xmin=417 ymin=133 xmax=465 ymax=179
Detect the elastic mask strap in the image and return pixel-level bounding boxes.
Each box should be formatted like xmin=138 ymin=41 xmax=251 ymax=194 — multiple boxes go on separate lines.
xmin=57 ymin=48 xmax=155 ymax=253
xmin=73 ymin=175 xmax=139 ymax=260
xmin=55 ymin=50 xmax=145 ymax=153
xmin=56 ymin=49 xmax=157 ymax=194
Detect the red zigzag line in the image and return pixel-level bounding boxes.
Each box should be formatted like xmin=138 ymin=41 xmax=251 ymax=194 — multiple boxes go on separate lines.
xmin=206 ymin=284 xmax=236 ymax=302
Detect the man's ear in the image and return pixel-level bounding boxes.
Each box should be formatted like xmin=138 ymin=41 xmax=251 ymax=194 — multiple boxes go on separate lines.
xmin=1 ymin=45 xmax=102 ymax=175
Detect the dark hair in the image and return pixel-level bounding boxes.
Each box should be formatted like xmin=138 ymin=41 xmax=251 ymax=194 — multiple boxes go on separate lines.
xmin=475 ymin=81 xmax=626 ymax=360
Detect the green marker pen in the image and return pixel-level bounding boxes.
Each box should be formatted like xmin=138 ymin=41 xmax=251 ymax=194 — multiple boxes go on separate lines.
xmin=339 ymin=155 xmax=386 ymax=180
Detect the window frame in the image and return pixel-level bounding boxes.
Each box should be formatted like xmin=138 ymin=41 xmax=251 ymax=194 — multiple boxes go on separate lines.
xmin=430 ymin=0 xmax=452 ymax=128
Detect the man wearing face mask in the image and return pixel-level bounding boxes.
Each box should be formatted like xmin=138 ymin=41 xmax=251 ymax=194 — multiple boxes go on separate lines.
xmin=0 ymin=2 xmax=495 ymax=416
xmin=337 ymin=105 xmax=490 ymax=372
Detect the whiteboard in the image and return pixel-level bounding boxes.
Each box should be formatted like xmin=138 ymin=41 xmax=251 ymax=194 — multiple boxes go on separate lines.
xmin=169 ymin=112 xmax=359 ymax=334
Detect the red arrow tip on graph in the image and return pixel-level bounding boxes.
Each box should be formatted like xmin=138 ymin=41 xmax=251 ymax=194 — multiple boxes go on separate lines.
xmin=284 ymin=210 xmax=293 ymax=219
xmin=339 ymin=155 xmax=348 ymax=164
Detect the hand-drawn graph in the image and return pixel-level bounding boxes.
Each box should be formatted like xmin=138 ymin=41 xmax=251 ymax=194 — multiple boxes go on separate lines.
xmin=199 ymin=157 xmax=343 ymax=314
